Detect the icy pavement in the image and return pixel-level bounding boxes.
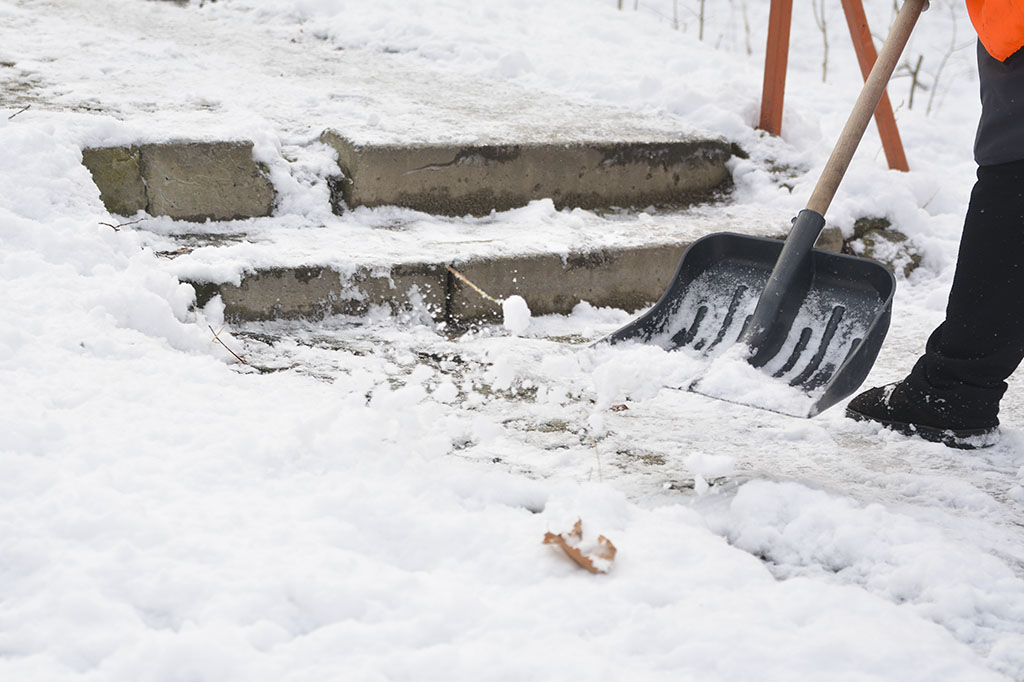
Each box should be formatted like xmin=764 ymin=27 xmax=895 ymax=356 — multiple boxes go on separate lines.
xmin=205 ymin=296 xmax=1024 ymax=677
xmin=228 ymin=307 xmax=1024 ymax=568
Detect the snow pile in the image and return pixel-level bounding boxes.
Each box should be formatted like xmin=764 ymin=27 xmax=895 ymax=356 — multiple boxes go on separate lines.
xmin=714 ymin=481 xmax=1024 ymax=675
xmin=0 ymin=118 xmax=212 ymax=357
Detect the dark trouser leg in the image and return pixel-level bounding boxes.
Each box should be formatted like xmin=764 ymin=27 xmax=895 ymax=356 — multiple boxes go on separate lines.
xmin=905 ymin=159 xmax=1024 ymax=425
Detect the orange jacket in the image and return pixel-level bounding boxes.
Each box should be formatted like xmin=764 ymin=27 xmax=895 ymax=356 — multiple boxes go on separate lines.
xmin=967 ymin=0 xmax=1024 ymax=61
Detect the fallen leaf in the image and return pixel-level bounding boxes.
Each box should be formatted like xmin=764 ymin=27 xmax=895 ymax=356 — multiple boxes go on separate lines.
xmin=543 ymin=519 xmax=617 ymax=574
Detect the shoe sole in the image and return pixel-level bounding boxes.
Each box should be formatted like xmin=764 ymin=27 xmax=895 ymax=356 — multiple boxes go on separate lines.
xmin=845 ymin=407 xmax=999 ymax=450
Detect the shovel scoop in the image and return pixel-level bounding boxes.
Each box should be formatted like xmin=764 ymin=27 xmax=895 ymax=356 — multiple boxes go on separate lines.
xmin=603 ymin=210 xmax=895 ymax=417
xmin=602 ymin=0 xmax=924 ymax=417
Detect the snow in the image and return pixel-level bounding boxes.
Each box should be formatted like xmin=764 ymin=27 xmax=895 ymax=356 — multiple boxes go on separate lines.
xmin=501 ymin=295 xmax=532 ymax=335
xmin=691 ymin=345 xmax=821 ymax=417
xmin=2 ymin=1 xmax=1024 ymax=681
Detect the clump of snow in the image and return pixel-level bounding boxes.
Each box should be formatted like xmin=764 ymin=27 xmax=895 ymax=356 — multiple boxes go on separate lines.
xmin=691 ymin=345 xmax=818 ymax=417
xmin=685 ymin=452 xmax=736 ymax=495
xmin=432 ymin=379 xmax=460 ymax=404
xmin=685 ymin=451 xmax=736 ymax=479
xmin=586 ymin=411 xmax=608 ymax=439
xmin=501 ymin=295 xmax=531 ymax=335
xmin=586 ymin=343 xmax=706 ymax=409
xmin=485 ymin=352 xmax=518 ymax=392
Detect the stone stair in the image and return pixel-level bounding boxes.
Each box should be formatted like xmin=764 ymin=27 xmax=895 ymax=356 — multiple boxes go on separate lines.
xmin=82 ymin=135 xmax=841 ymax=326
xmin=183 ymin=244 xmax=692 ymax=326
xmin=318 ymin=131 xmax=734 ymax=216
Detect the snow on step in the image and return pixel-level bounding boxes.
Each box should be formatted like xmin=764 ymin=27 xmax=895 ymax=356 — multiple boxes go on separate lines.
xmin=147 ymin=204 xmax=840 ymax=325
xmin=187 ymin=244 xmax=690 ymax=325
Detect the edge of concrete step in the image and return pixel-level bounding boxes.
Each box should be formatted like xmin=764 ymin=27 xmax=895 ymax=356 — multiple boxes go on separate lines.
xmin=83 ymin=133 xmax=740 ymax=220
xmin=82 ymin=140 xmax=276 ymax=221
xmin=320 ymin=130 xmax=736 ymax=216
xmin=187 ymin=229 xmax=844 ymax=326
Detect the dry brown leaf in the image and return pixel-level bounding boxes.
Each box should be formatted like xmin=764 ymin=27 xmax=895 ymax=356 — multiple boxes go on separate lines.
xmin=543 ymin=519 xmax=617 ymax=574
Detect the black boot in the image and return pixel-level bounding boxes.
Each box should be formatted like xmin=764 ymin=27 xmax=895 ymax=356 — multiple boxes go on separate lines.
xmin=846 ymin=381 xmax=999 ymax=449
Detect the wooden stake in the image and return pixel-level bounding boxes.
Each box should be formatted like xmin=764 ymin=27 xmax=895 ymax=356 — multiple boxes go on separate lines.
xmin=758 ymin=0 xmax=794 ymax=135
xmin=840 ymin=0 xmax=910 ymax=171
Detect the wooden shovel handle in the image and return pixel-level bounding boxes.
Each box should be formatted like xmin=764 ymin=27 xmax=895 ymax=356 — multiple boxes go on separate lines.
xmin=805 ymin=0 xmax=926 ymax=216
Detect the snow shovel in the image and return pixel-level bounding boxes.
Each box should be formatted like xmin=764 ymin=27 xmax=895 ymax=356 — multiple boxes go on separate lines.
xmin=603 ymin=0 xmax=926 ymax=417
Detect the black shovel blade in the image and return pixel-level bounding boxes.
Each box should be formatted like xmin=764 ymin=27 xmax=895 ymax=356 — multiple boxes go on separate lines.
xmin=603 ymin=230 xmax=895 ymax=417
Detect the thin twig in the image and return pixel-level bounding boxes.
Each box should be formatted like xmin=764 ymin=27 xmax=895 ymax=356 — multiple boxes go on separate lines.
xmin=908 ymin=54 xmax=925 ymax=109
xmin=927 ymin=3 xmax=972 ymax=115
xmin=446 ymin=264 xmax=502 ymax=307
xmin=812 ymin=0 xmax=829 ymax=83
xmin=99 ymin=217 xmax=146 ymax=231
xmin=742 ymin=0 xmax=753 ymax=55
xmin=209 ymin=325 xmax=247 ymax=365
xmin=7 ymin=104 xmax=30 ymax=120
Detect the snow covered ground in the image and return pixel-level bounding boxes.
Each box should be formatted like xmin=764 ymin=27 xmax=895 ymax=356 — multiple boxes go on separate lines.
xmin=1 ymin=0 xmax=1023 ymax=680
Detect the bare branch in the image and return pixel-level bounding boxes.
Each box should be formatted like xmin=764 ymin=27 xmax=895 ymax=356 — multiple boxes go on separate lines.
xmin=99 ymin=217 xmax=146 ymax=231
xmin=812 ymin=0 xmax=830 ymax=82
xmin=7 ymin=105 xmax=30 ymax=120
xmin=209 ymin=325 xmax=248 ymax=365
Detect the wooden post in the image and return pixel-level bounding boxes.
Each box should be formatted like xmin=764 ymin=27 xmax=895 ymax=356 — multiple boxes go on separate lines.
xmin=758 ymin=0 xmax=794 ymax=135
xmin=840 ymin=0 xmax=910 ymax=171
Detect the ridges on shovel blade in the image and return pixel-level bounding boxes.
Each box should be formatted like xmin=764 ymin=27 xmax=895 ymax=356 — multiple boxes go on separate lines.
xmin=688 ymin=277 xmax=893 ymax=418
xmin=602 ymin=231 xmax=895 ymax=418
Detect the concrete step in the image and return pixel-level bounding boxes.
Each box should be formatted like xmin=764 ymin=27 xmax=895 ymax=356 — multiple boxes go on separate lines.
xmin=80 ymin=136 xmax=847 ymax=327
xmin=82 ymin=141 xmax=276 ymax=221
xmin=186 ymin=232 xmax=843 ymax=326
xmin=84 ymin=133 xmax=736 ymax=220
xmin=77 ymin=133 xmax=774 ymax=326
xmin=187 ymin=243 xmax=689 ymax=325
xmin=144 ymin=208 xmax=845 ymax=326
xmin=320 ymin=131 xmax=735 ymax=216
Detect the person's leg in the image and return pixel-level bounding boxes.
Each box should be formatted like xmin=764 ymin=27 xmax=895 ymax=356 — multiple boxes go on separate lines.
xmin=847 ymin=159 xmax=1024 ymax=447
xmin=847 ymin=42 xmax=1024 ymax=448
xmin=905 ymin=159 xmax=1024 ymax=419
